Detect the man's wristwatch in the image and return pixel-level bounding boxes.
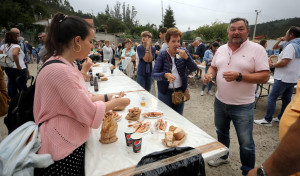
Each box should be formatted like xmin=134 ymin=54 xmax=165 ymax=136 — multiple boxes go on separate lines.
xmin=257 ymin=164 xmax=267 ymax=176
xmin=236 ymin=72 xmax=242 ymax=82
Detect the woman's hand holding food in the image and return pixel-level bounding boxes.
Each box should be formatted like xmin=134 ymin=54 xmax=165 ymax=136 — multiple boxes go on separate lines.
xmin=165 ymin=73 xmax=176 ymax=83
xmin=176 ymin=49 xmax=188 ymax=60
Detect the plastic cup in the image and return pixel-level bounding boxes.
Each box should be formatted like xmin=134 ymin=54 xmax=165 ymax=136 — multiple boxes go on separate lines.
xmin=103 ymin=66 xmax=107 ymax=73
xmin=131 ymin=133 xmax=143 ymax=153
xmin=140 ymin=96 xmax=146 ymax=107
xmin=111 ymin=69 xmax=114 ymax=75
xmin=124 ymin=127 xmax=135 ymax=147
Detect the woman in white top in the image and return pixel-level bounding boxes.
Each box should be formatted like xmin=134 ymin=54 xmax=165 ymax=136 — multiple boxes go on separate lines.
xmin=121 ymin=39 xmax=136 ymax=73
xmin=102 ymin=40 xmax=113 ymax=63
xmin=0 ymin=31 xmax=27 ymax=99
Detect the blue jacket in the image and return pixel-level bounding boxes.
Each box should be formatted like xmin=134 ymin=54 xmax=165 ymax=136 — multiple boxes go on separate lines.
xmin=152 ymin=48 xmax=198 ymax=94
xmin=195 ymin=43 xmax=206 ymax=58
xmin=137 ymin=45 xmax=156 ymax=77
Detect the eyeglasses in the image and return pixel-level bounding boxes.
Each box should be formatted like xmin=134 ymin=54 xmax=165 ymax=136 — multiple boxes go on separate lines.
xmin=38 ymin=36 xmax=46 ymax=39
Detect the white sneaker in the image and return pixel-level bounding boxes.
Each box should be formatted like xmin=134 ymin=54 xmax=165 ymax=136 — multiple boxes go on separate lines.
xmin=200 ymin=91 xmax=204 ymax=96
xmin=273 ymin=117 xmax=280 ymax=122
xmin=254 ymin=118 xmax=272 ymax=127
xmin=208 ymin=157 xmax=229 ymax=167
xmin=208 ymin=90 xmax=214 ymax=96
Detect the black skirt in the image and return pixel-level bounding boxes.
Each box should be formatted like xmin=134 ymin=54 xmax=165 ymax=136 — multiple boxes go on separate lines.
xmin=34 ymin=143 xmax=85 ymax=176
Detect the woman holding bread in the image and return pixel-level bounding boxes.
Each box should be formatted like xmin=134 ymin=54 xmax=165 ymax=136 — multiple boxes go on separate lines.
xmin=34 ymin=13 xmax=130 ymax=175
xmin=152 ymin=28 xmax=198 ymax=115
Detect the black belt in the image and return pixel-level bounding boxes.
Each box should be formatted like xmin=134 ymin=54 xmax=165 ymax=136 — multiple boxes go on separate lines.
xmin=169 ymin=87 xmax=183 ymax=91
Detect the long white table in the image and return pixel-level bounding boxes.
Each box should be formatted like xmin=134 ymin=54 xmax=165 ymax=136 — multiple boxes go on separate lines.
xmin=197 ymin=63 xmax=206 ymax=70
xmin=85 ymin=63 xmax=228 ymax=175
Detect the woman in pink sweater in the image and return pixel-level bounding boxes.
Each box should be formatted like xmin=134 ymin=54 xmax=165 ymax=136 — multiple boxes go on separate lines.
xmin=34 ymin=13 xmax=130 ymax=175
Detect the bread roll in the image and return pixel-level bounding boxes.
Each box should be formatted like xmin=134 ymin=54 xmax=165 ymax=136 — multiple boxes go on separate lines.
xmin=173 ymin=127 xmax=185 ymax=140
xmin=165 ymin=131 xmax=174 ymax=146
xmin=169 ymin=125 xmax=176 ymax=132
xmin=100 ymin=77 xmax=108 ymax=81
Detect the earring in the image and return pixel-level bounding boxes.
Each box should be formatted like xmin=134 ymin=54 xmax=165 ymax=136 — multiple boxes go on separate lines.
xmin=73 ymin=44 xmax=81 ymax=52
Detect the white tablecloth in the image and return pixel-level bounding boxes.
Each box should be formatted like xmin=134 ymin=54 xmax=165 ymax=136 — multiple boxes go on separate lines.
xmin=85 ymin=64 xmax=228 ymax=175
xmin=197 ymin=64 xmax=206 ymax=70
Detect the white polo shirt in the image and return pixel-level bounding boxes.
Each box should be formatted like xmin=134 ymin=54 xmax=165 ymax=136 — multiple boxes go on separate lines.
xmin=274 ymin=44 xmax=300 ymax=83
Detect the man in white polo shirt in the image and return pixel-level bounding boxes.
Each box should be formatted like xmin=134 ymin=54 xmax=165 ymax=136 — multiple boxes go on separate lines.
xmin=203 ymin=17 xmax=269 ymax=175
xmin=255 ymin=26 xmax=300 ymax=126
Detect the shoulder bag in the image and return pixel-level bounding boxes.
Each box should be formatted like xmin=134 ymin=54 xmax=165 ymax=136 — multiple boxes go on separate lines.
xmin=166 ymin=51 xmax=190 ymax=105
xmin=0 ymin=45 xmax=14 ymax=68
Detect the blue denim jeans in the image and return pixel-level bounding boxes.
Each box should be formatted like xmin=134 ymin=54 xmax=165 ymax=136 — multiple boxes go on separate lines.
xmin=158 ymin=89 xmax=184 ymax=115
xmin=136 ymin=74 xmax=152 ymax=92
xmin=202 ymin=65 xmax=213 ymax=91
xmin=264 ymin=79 xmax=296 ymax=122
xmin=5 ymin=67 xmax=27 ymax=99
xmin=214 ymin=98 xmax=255 ymax=175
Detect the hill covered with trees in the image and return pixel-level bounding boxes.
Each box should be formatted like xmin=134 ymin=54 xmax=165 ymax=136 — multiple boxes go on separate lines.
xmin=249 ymin=17 xmax=300 ymax=39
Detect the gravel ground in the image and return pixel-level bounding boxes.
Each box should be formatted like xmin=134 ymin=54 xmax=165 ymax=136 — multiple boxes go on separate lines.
xmin=0 ymin=63 xmax=282 ymax=176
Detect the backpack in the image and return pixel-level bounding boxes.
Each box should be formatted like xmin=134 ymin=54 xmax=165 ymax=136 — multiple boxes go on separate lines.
xmin=18 ymin=39 xmax=30 ymax=64
xmin=4 ymin=60 xmax=65 ymax=134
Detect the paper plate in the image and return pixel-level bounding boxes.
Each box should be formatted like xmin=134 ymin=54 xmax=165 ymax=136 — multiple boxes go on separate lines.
xmin=142 ymin=109 xmax=163 ymax=119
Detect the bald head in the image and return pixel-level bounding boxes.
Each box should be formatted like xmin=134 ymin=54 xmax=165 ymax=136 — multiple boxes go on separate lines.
xmin=11 ymin=28 xmax=20 ymax=37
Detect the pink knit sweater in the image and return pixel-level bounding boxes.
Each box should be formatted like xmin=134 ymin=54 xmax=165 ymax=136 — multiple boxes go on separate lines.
xmin=34 ymin=56 xmax=106 ymax=161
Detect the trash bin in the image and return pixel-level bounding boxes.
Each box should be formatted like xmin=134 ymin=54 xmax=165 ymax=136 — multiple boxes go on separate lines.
xmin=134 ymin=147 xmax=206 ymax=176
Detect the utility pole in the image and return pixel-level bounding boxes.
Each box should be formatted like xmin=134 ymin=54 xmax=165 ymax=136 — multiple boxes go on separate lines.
xmin=161 ymin=0 xmax=164 ymax=27
xmin=253 ymin=10 xmax=261 ymax=40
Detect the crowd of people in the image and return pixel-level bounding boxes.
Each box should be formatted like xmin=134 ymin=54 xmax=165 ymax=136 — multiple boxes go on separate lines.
xmin=0 ymin=12 xmax=300 ymax=176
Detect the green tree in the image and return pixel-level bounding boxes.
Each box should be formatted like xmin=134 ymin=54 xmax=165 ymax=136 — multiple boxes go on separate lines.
xmin=113 ymin=1 xmax=122 ymax=21
xmin=129 ymin=23 xmax=158 ymax=39
xmin=107 ymin=18 xmax=127 ymax=33
xmin=182 ymin=31 xmax=195 ymax=41
xmin=105 ymin=4 xmax=110 ymax=16
xmin=94 ymin=12 xmax=109 ymax=32
xmin=163 ymin=5 xmax=176 ymax=28
xmin=194 ymin=21 xmax=228 ymax=42
xmin=0 ymin=0 xmax=34 ymax=30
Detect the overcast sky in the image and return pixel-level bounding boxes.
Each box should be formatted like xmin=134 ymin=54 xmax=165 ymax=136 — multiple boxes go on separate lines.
xmin=68 ymin=0 xmax=299 ymax=32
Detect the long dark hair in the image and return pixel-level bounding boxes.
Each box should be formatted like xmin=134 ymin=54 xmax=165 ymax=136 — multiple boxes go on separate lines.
xmin=44 ymin=12 xmax=93 ymax=61
xmin=5 ymin=31 xmax=18 ymax=47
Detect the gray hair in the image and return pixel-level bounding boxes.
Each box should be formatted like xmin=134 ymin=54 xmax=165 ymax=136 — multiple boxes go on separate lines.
xmin=227 ymin=17 xmax=250 ymax=31
xmin=195 ymin=37 xmax=202 ymax=42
